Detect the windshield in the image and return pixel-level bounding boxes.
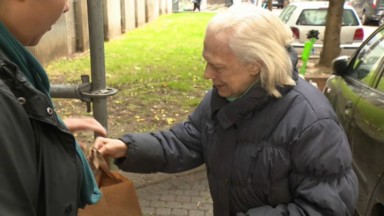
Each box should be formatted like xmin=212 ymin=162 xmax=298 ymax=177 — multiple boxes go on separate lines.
xmin=297 ymin=9 xmax=359 ymax=26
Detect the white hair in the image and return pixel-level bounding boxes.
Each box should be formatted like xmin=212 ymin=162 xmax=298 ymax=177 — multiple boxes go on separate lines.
xmin=207 ymin=3 xmax=296 ymax=97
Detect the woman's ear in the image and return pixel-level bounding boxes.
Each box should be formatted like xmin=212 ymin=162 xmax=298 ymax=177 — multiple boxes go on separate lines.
xmin=249 ymin=62 xmax=261 ymax=76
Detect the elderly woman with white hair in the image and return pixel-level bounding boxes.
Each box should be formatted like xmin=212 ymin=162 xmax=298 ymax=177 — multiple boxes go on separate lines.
xmin=95 ymin=4 xmax=358 ymax=216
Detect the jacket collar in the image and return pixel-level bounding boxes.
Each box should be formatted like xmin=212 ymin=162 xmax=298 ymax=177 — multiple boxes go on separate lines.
xmin=210 ymin=85 xmax=272 ymax=129
xmin=0 ymin=56 xmax=63 ymax=128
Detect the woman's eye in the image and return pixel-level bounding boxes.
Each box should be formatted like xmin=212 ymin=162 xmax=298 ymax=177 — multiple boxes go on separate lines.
xmin=212 ymin=65 xmax=223 ymax=72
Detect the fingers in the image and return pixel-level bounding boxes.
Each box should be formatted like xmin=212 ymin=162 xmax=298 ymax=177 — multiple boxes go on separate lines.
xmin=81 ymin=118 xmax=107 ymax=136
xmin=94 ymin=136 xmax=110 ymax=152
xmin=63 ymin=117 xmax=107 ymax=136
xmin=94 ymin=137 xmax=128 ymax=159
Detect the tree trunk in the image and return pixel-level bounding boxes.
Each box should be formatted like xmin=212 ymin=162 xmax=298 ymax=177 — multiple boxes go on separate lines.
xmin=268 ymin=0 xmax=272 ymax=10
xmin=318 ymin=0 xmax=345 ymax=69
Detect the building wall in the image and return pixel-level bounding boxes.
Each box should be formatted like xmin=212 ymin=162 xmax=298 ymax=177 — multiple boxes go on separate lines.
xmin=104 ymin=0 xmax=122 ymax=41
xmin=146 ymin=0 xmax=160 ymax=22
xmin=74 ymin=0 xmax=90 ymax=52
xmin=121 ymin=0 xmax=136 ymax=33
xmin=135 ymin=0 xmax=146 ymax=27
xmin=28 ymin=0 xmax=174 ymax=66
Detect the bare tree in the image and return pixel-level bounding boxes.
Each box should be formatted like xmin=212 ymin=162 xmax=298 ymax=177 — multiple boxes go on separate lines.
xmin=318 ymin=0 xmax=345 ymax=68
xmin=268 ymin=0 xmax=272 ymax=10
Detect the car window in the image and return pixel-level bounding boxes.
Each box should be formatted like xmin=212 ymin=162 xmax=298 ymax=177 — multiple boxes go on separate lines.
xmin=349 ymin=29 xmax=384 ymax=85
xmin=279 ymin=5 xmax=296 ymax=23
xmin=296 ymin=9 xmax=359 ymax=26
xmin=342 ymin=10 xmax=359 ymax=26
xmin=297 ymin=9 xmax=327 ymax=25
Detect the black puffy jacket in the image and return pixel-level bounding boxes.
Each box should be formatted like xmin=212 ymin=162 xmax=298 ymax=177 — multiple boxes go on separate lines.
xmin=0 ymin=55 xmax=82 ymax=216
xmin=117 ymin=74 xmax=358 ymax=215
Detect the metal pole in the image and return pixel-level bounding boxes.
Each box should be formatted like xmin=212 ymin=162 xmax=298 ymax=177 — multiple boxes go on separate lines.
xmin=50 ymin=85 xmax=83 ymax=99
xmin=87 ymin=0 xmax=108 ymax=131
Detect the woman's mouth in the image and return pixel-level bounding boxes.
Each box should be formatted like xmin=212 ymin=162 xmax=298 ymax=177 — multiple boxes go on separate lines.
xmin=214 ymin=84 xmax=224 ymax=89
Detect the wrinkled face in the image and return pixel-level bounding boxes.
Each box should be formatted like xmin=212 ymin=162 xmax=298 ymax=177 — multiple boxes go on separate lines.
xmin=202 ymin=28 xmax=259 ymax=98
xmin=11 ymin=0 xmax=70 ymax=45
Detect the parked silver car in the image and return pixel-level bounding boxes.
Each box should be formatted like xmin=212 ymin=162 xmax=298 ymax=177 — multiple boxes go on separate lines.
xmin=349 ymin=0 xmax=384 ymax=25
xmin=279 ymin=1 xmax=364 ymax=58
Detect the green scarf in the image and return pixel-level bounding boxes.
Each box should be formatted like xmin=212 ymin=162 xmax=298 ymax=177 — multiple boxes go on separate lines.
xmin=0 ymin=23 xmax=50 ymax=96
xmin=226 ymin=81 xmax=259 ymax=102
xmin=0 ymin=21 xmax=101 ymax=207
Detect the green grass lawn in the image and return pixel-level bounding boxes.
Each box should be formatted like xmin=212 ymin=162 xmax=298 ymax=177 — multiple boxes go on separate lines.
xmin=48 ymin=12 xmax=216 ymax=137
xmin=48 ymin=12 xmax=214 ymax=90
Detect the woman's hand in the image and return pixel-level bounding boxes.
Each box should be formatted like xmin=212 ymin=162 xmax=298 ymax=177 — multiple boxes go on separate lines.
xmin=63 ymin=117 xmax=107 ymax=137
xmin=94 ymin=137 xmax=128 ymax=159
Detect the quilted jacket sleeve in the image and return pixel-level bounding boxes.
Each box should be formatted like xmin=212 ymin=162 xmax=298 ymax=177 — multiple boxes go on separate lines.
xmin=115 ymin=93 xmax=211 ymax=174
xmin=242 ymin=118 xmax=358 ymax=216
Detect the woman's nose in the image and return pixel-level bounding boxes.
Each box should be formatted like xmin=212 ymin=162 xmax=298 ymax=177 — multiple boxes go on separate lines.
xmin=63 ymin=1 xmax=70 ymax=13
xmin=204 ymin=66 xmax=214 ymax=80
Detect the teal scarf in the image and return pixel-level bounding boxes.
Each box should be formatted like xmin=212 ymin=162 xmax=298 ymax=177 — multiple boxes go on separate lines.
xmin=226 ymin=81 xmax=259 ymax=102
xmin=0 ymin=22 xmax=101 ymax=207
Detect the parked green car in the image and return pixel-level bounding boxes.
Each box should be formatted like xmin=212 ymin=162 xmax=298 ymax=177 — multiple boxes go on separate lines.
xmin=324 ymin=25 xmax=384 ymax=215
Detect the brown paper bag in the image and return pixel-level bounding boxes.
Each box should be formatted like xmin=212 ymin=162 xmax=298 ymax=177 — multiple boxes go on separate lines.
xmin=78 ymin=148 xmax=142 ymax=216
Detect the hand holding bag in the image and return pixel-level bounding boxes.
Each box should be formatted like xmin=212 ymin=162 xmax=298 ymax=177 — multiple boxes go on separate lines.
xmin=78 ymin=148 xmax=142 ymax=216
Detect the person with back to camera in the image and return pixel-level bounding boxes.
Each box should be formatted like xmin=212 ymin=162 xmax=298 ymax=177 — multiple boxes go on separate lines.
xmin=95 ymin=3 xmax=358 ymax=216
xmin=0 ymin=0 xmax=108 ymax=215
xmin=193 ymin=0 xmax=202 ymax=12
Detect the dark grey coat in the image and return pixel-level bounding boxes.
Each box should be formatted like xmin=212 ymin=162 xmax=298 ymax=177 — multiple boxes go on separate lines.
xmin=0 ymin=55 xmax=82 ymax=216
xmin=116 ymin=74 xmax=358 ymax=215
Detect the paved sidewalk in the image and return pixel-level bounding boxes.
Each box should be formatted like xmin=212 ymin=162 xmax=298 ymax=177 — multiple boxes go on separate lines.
xmin=122 ymin=166 xmax=213 ymax=216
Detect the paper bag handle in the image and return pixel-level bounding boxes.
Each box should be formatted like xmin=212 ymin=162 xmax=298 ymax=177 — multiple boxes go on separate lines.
xmin=89 ymin=148 xmax=114 ymax=177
